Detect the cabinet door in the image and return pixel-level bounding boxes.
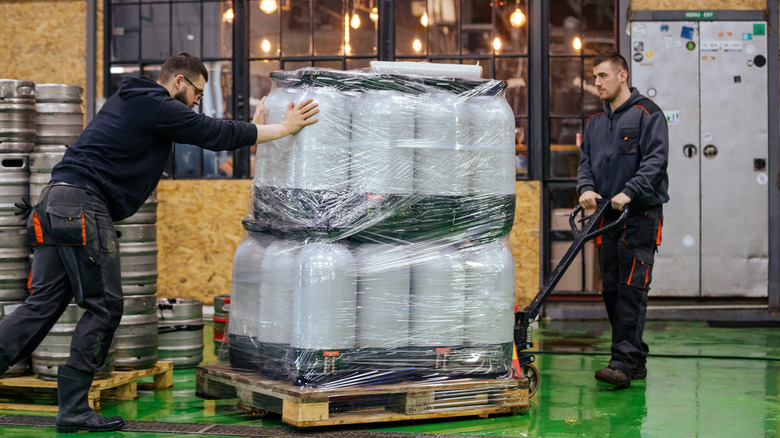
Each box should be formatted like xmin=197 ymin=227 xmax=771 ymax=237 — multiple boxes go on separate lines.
xmin=631 ymin=21 xmax=701 ymax=297
xmin=698 ymin=21 xmax=769 ymax=297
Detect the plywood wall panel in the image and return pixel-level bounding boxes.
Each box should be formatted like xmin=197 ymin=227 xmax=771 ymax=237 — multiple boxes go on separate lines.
xmin=631 ymin=0 xmax=765 ymax=10
xmin=511 ymin=181 xmax=541 ymax=308
xmin=156 ymin=179 xmax=252 ymax=304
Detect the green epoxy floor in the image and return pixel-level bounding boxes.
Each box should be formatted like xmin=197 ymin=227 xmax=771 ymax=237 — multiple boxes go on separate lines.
xmin=2 ymin=319 xmax=780 ymax=437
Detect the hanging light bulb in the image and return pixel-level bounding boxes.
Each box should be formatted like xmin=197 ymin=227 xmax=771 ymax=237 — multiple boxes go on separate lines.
xmin=413 ymin=38 xmax=422 ymax=52
xmin=345 ymin=43 xmax=352 ymax=55
xmin=510 ymin=7 xmax=525 ymax=27
xmin=370 ymin=7 xmax=378 ymax=22
xmin=421 ymin=12 xmax=428 ymax=27
xmin=493 ymin=37 xmax=502 ymax=51
xmin=261 ymin=39 xmax=271 ymax=53
xmin=222 ymin=8 xmax=234 ymax=23
xmin=351 ymin=13 xmax=361 ymax=29
xmin=573 ymin=36 xmax=582 ymax=51
xmin=260 ymin=0 xmax=278 ymax=14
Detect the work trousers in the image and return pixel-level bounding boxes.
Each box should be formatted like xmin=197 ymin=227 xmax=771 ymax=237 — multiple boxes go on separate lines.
xmin=0 ymin=183 xmax=123 ymax=374
xmin=598 ymin=206 xmax=662 ymax=373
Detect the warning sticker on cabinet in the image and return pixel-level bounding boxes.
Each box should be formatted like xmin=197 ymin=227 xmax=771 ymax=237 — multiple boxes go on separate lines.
xmin=701 ymin=41 xmax=720 ymax=51
xmin=664 ymin=110 xmax=680 ymax=124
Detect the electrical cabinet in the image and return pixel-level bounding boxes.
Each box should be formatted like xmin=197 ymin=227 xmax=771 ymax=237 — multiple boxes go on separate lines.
xmin=630 ymin=20 xmax=769 ymax=297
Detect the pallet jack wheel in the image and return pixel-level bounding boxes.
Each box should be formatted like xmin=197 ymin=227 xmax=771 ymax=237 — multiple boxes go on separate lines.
xmin=522 ymin=364 xmax=539 ymax=398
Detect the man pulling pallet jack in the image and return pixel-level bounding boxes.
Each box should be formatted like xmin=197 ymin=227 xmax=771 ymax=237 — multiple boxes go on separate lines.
xmin=515 ymin=51 xmax=669 ymax=391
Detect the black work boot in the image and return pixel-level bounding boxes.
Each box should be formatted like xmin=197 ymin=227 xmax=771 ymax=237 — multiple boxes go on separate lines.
xmin=594 ymin=367 xmax=631 ymax=388
xmin=55 ymin=364 xmax=125 ymax=433
xmin=632 ymin=364 xmax=647 ymax=380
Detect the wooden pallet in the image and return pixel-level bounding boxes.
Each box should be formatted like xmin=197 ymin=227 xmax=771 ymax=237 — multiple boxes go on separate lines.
xmin=0 ymin=361 xmax=174 ymax=413
xmin=196 ymin=364 xmax=529 ymax=427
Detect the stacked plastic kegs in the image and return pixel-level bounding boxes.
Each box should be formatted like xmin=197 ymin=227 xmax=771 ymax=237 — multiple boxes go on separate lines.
xmin=452 ymin=94 xmax=516 ymax=242
xmin=291 ymin=238 xmax=357 ymax=384
xmin=157 ymin=298 xmax=204 ymax=369
xmin=255 ymin=237 xmax=297 ymax=376
xmin=0 ymin=79 xmax=36 ymax=153
xmin=113 ymin=192 xmax=159 ymax=369
xmin=34 ymin=84 xmax=83 ymax=150
xmin=212 ymin=294 xmax=230 ymax=358
xmin=354 ymin=243 xmax=411 ymax=350
xmin=252 ymin=79 xmax=353 ymax=231
xmin=227 ymin=233 xmax=266 ymax=371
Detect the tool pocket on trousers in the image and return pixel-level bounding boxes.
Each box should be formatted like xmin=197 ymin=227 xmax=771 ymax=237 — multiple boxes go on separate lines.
xmin=26 ymin=210 xmax=44 ymax=246
xmin=622 ymin=209 xmax=662 ymax=248
xmin=623 ymin=248 xmax=654 ymax=290
xmin=618 ymin=128 xmax=639 ymax=154
xmin=46 ymin=203 xmax=87 ymax=246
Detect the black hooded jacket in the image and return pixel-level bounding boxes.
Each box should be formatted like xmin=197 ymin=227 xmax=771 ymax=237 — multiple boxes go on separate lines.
xmin=577 ymin=88 xmax=669 ymax=210
xmin=52 ymin=76 xmax=258 ymax=221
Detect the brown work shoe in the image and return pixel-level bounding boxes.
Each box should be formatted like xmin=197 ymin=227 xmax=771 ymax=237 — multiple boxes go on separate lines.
xmin=595 ymin=367 xmax=631 ymax=388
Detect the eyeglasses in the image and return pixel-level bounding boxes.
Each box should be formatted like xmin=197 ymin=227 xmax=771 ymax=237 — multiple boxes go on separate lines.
xmin=182 ymin=76 xmax=203 ymax=100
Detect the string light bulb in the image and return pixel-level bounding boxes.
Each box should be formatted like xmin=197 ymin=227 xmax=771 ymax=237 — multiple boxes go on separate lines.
xmin=573 ymin=36 xmax=582 ymax=51
xmin=510 ymin=7 xmax=525 ymax=27
xmin=261 ymin=39 xmax=271 ymax=53
xmin=222 ymin=8 xmax=234 ymax=23
xmin=260 ymin=0 xmax=278 ymax=14
xmin=421 ymin=12 xmax=428 ymax=27
xmin=370 ymin=7 xmax=378 ymax=22
xmin=413 ymin=38 xmax=422 ymax=52
xmin=493 ymin=37 xmax=502 ymax=51
xmin=351 ymin=13 xmax=361 ymax=29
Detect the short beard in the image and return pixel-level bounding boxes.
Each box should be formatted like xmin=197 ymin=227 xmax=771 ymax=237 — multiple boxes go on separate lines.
xmin=174 ymin=89 xmax=191 ymax=107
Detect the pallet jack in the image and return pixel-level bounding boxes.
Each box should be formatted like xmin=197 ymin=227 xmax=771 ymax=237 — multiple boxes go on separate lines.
xmin=513 ymin=200 xmax=628 ymax=397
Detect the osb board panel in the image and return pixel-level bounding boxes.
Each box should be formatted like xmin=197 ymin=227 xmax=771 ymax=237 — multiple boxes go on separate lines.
xmin=630 ymin=0 xmax=765 ymax=10
xmin=510 ymin=181 xmax=541 ymax=308
xmin=156 ymin=179 xmax=252 ymax=304
xmin=0 ymin=0 xmax=104 ymax=99
xmin=157 ymin=179 xmax=542 ymax=308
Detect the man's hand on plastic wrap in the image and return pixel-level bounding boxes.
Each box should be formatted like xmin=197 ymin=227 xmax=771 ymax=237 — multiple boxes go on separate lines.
xmin=14 ymin=196 xmax=33 ymax=221
xmin=282 ymin=98 xmax=319 ymax=135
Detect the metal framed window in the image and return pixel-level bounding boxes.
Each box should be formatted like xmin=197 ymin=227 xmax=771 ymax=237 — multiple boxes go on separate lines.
xmin=542 ymin=0 xmax=617 ymax=293
xmin=104 ymin=0 xmax=532 ymax=179
xmin=105 ymin=0 xmax=237 ymax=178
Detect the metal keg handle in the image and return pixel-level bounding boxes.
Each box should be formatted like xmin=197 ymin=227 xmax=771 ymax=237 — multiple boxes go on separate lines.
xmin=157 ymin=302 xmax=175 ymax=319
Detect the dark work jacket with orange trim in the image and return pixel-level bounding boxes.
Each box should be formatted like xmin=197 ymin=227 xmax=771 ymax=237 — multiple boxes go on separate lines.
xmin=51 ymin=76 xmax=258 ymax=221
xmin=577 ymin=88 xmax=669 ymax=211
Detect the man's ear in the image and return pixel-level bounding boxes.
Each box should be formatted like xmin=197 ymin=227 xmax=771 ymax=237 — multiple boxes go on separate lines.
xmin=619 ymin=69 xmax=628 ymax=83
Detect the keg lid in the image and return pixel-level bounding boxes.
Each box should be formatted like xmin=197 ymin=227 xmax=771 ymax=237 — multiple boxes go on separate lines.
xmin=0 ymin=79 xmax=35 ymax=100
xmin=35 ymin=84 xmax=84 ymax=104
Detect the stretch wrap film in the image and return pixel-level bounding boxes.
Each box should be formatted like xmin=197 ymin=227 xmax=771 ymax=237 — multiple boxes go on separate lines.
xmin=227 ymin=65 xmax=518 ymax=390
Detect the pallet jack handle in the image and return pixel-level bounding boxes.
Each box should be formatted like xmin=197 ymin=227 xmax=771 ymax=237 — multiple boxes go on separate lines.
xmin=514 ymin=200 xmax=628 ymax=357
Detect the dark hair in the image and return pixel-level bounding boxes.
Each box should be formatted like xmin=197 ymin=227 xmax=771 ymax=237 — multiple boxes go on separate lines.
xmin=592 ymin=51 xmax=629 ymax=76
xmin=158 ymin=52 xmax=208 ymax=83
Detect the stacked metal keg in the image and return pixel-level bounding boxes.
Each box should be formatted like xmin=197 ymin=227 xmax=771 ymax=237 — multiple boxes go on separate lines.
xmin=27 ymin=84 xmax=92 ymax=379
xmin=113 ymin=193 xmax=160 ymax=370
xmin=213 ymin=294 xmax=230 ymax=360
xmin=0 ymin=79 xmax=35 ymax=377
xmin=157 ymin=298 xmax=203 ymax=369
